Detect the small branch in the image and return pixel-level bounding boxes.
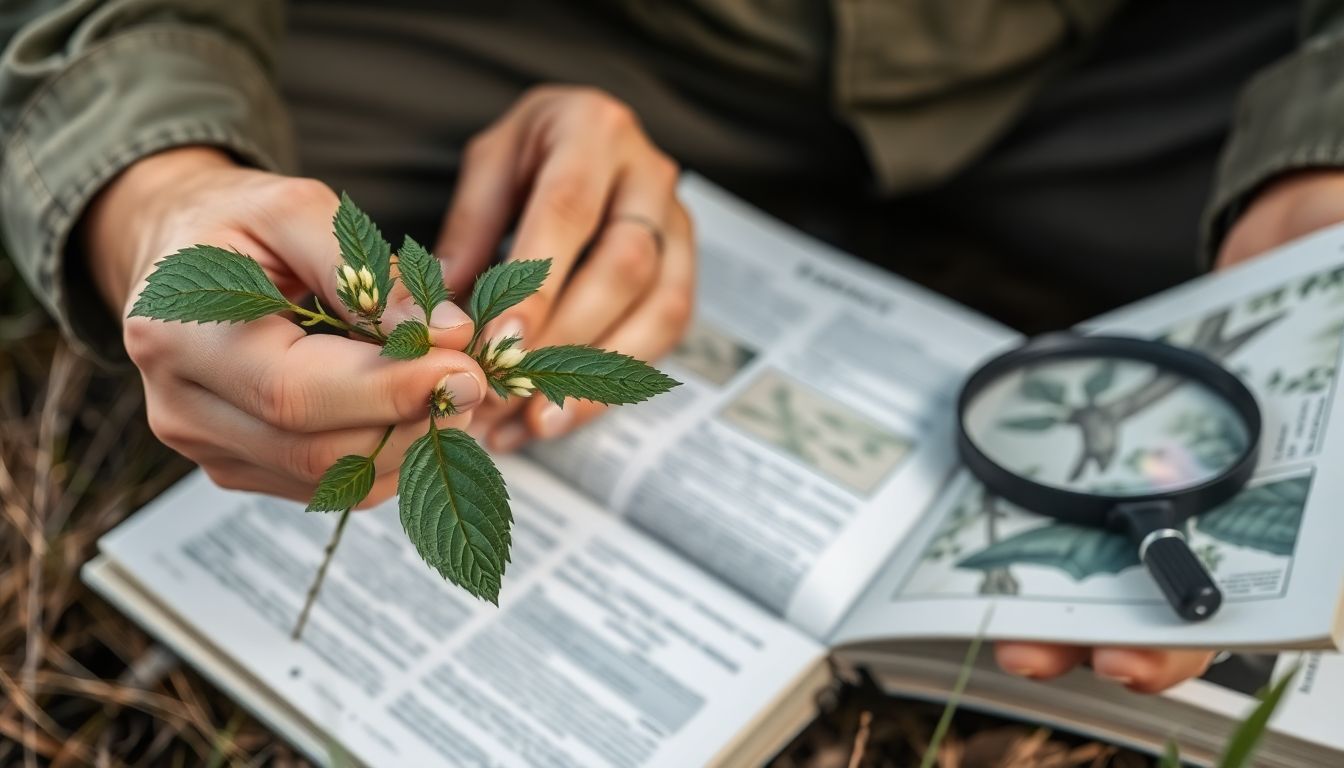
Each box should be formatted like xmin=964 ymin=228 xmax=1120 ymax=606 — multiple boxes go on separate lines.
xmin=288 ymin=303 xmax=381 ymax=342
xmin=291 ymin=423 xmax=393 ymax=641
xmin=291 ymin=506 xmax=352 ymax=641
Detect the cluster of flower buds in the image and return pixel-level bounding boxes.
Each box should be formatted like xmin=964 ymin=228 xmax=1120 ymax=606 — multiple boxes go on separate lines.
xmin=336 ymin=264 xmax=379 ymax=316
xmin=502 ymin=376 xmax=535 ymax=398
xmin=480 ymin=335 xmax=536 ymax=398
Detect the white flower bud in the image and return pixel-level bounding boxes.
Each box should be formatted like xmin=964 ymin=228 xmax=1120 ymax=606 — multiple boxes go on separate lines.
xmin=336 ymin=270 xmax=349 ymax=293
xmin=503 ymin=376 xmax=534 ymax=397
xmin=509 ymin=386 xmax=534 ymax=398
xmin=358 ymin=266 xmax=375 ymax=290
xmin=493 ymin=347 xmax=526 ymax=370
xmin=341 ymin=265 xmax=359 ymax=288
xmin=357 ymin=290 xmax=376 ymax=313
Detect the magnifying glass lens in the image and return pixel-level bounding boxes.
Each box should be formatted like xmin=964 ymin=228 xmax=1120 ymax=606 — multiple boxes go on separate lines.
xmin=962 ymin=357 xmax=1250 ymax=496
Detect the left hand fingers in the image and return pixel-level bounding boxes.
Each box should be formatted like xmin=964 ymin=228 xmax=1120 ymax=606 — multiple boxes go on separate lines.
xmin=996 ymin=641 xmax=1214 ymax=694
xmin=490 ymin=202 xmax=695 ymax=450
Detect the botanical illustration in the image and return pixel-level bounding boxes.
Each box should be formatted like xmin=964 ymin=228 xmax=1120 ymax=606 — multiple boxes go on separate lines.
xmin=904 ymin=472 xmax=1310 ymax=601
xmin=722 ymin=370 xmax=911 ymax=494
xmin=667 ymin=319 xmax=757 ymax=386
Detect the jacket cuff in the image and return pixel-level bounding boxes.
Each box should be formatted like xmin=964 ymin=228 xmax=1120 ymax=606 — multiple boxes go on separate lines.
xmin=0 ymin=25 xmax=295 ymax=365
xmin=1202 ymin=32 xmax=1344 ymax=268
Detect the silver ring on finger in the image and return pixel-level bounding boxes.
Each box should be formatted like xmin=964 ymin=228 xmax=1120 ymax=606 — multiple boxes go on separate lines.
xmin=611 ymin=213 xmax=665 ymax=257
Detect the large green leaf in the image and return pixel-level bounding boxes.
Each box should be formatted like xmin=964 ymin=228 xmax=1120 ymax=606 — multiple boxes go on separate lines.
xmin=306 ymin=455 xmax=376 ymax=513
xmin=129 ymin=246 xmax=290 ymax=323
xmin=1196 ymin=476 xmax=1309 ymax=556
xmin=513 ymin=345 xmax=681 ymax=405
xmin=957 ymin=523 xmax=1139 ymax=580
xmin=397 ymin=236 xmax=450 ymax=321
xmin=333 ymin=192 xmax=393 ymax=304
xmin=381 ymin=320 xmax=430 ymax=360
xmin=398 ymin=424 xmax=511 ymax=603
xmin=467 ymin=259 xmax=550 ymax=330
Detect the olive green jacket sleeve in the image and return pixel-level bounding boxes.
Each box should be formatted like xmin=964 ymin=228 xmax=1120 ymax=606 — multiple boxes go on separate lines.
xmin=1205 ymin=0 xmax=1344 ymax=263
xmin=0 ymin=0 xmax=294 ymax=362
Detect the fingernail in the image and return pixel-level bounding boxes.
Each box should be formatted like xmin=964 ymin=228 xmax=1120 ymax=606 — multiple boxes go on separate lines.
xmin=1095 ymin=669 xmax=1134 ymax=686
xmin=1007 ymin=666 xmax=1040 ymax=680
xmin=537 ymin=401 xmax=572 ymax=438
xmin=491 ymin=421 xmax=531 ymax=453
xmin=437 ymin=372 xmax=482 ymax=411
xmin=429 ymin=300 xmax=470 ymax=329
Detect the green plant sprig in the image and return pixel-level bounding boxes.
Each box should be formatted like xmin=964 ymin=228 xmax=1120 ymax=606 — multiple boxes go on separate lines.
xmin=130 ymin=194 xmax=680 ymax=638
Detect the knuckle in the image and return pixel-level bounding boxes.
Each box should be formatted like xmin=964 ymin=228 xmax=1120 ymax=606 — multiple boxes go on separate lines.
xmin=538 ymin=174 xmax=597 ymax=228
xmin=123 ymin=317 xmax=167 ymax=368
xmin=649 ymin=153 xmax=681 ymax=188
xmin=280 ymin=177 xmax=338 ymax=211
xmin=259 ymin=373 xmax=311 ymax=431
xmin=585 ymin=92 xmax=637 ymax=132
xmin=285 ymin=439 xmax=330 ymax=483
xmin=656 ymin=290 xmax=694 ymax=331
xmin=607 ymin=237 xmax=658 ymax=284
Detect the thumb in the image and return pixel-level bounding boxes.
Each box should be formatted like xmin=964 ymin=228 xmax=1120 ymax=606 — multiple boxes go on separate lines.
xmin=379 ymin=276 xmax=475 ymax=350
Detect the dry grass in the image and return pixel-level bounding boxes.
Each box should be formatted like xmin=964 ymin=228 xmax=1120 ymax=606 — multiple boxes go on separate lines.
xmin=0 ymin=258 xmax=1152 ymax=766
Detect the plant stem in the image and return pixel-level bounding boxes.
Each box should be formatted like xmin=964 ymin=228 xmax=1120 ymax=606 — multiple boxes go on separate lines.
xmin=291 ymin=423 xmax=395 ymax=640
xmin=369 ymin=424 xmax=395 ymax=459
xmin=291 ymin=506 xmax=352 ymax=640
xmin=288 ymin=302 xmax=381 ymax=342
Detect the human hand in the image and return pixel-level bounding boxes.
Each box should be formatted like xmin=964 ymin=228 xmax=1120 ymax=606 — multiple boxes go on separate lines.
xmin=994 ymin=642 xmax=1214 ymax=694
xmin=83 ymin=147 xmax=486 ymax=505
xmin=1217 ymin=170 xmax=1344 ymax=269
xmin=433 ymin=86 xmax=694 ymax=452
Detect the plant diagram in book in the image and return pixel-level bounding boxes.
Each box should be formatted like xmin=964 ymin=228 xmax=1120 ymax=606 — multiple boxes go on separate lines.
xmin=902 ymin=473 xmax=1310 ymax=602
xmin=668 ymin=320 xmax=757 ymax=386
xmin=722 ymin=370 xmax=911 ymax=494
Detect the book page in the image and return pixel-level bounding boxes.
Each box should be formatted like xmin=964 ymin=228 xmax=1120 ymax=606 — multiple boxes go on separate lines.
xmin=94 ymin=460 xmax=823 ymax=768
xmin=834 ymin=224 xmax=1344 ymax=649
xmin=527 ymin=176 xmax=1016 ymax=638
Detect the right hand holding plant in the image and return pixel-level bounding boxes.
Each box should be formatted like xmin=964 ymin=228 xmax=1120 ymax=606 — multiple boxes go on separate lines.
xmin=83 ymin=148 xmax=484 ymax=508
xmin=92 ymin=153 xmax=679 ymax=634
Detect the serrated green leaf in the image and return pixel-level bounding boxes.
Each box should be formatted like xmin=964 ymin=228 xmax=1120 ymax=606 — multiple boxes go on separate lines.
xmin=306 ymin=455 xmax=376 ymax=513
xmin=512 ymin=345 xmax=680 ymax=405
xmin=398 ymin=424 xmax=511 ymax=603
xmin=129 ymin=246 xmax=290 ymax=323
xmin=468 ymin=259 xmax=550 ymax=330
xmin=1196 ymin=476 xmax=1309 ymax=556
xmin=381 ymin=320 xmax=431 ymax=360
xmin=998 ymin=415 xmax=1061 ymax=432
xmin=957 ymin=523 xmax=1139 ymax=580
xmin=1218 ymin=664 xmax=1299 ymax=768
xmin=1020 ymin=376 xmax=1067 ymax=405
xmin=333 ymin=192 xmax=393 ymax=303
xmin=397 ymin=236 xmax=450 ymax=321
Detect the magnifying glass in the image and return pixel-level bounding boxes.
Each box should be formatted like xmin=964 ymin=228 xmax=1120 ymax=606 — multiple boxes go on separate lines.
xmin=956 ymin=333 xmax=1261 ymax=621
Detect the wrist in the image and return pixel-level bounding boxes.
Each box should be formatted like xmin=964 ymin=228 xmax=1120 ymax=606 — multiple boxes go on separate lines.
xmin=81 ymin=146 xmax=238 ymax=314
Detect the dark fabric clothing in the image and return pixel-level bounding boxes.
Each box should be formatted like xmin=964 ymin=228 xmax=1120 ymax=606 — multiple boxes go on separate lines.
xmin=0 ymin=0 xmax=1337 ymax=359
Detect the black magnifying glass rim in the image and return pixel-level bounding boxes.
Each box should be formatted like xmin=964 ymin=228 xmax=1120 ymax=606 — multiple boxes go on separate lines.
xmin=956 ymin=333 xmax=1262 ymax=528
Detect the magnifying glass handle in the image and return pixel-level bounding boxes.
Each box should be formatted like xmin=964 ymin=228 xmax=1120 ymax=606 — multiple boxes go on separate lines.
xmin=1140 ymin=529 xmax=1222 ymax=621
xmin=1113 ymin=501 xmax=1223 ymax=622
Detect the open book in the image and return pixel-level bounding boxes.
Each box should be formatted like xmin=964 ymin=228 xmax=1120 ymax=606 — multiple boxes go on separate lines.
xmin=85 ymin=177 xmax=1344 ymax=767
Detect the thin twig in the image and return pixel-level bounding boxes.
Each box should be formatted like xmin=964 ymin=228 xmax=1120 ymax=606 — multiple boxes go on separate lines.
xmin=847 ymin=710 xmax=872 ymax=768
xmin=290 ymin=506 xmax=352 ymax=641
